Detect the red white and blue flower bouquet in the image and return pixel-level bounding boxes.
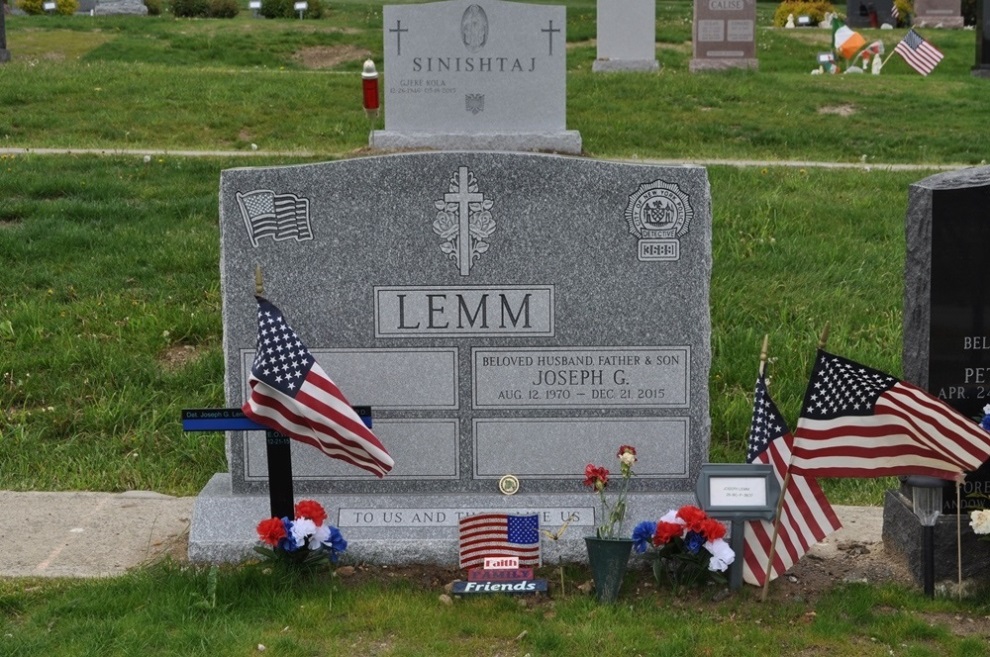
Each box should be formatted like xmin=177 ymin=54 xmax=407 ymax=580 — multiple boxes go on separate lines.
xmin=255 ymin=499 xmax=347 ymax=568
xmin=632 ymin=505 xmax=734 ymax=590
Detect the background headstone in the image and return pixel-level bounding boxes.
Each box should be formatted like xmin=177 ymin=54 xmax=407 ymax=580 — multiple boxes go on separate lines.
xmin=190 ymin=151 xmax=713 ymax=564
xmin=593 ymin=0 xmax=660 ymax=72
xmin=884 ymin=166 xmax=990 ymax=585
xmin=914 ymin=0 xmax=964 ymax=28
xmin=845 ymin=0 xmax=895 ymax=27
xmin=371 ymin=0 xmax=581 ymax=154
xmin=93 ymin=0 xmax=148 ymax=14
xmin=690 ymin=0 xmax=758 ymax=72
xmin=976 ymin=0 xmax=990 ymax=77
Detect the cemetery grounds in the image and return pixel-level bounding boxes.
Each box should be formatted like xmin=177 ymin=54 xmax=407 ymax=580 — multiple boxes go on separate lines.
xmin=1 ymin=1 xmax=990 ymax=655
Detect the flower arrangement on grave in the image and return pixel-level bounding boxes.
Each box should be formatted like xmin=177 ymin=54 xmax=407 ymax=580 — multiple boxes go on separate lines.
xmin=255 ymin=499 xmax=348 ymax=567
xmin=584 ymin=445 xmax=637 ymax=539
xmin=631 ymin=505 xmax=735 ymax=590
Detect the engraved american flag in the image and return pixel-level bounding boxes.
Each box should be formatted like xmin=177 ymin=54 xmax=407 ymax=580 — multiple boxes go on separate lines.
xmin=236 ymin=190 xmax=313 ymax=247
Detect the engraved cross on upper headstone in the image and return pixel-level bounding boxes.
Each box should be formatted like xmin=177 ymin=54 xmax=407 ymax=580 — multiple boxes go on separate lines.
xmin=446 ymin=167 xmax=484 ymax=275
xmin=390 ymin=19 xmax=409 ymax=56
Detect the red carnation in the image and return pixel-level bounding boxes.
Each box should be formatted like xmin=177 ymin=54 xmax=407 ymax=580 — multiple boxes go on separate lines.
xmin=294 ymin=499 xmax=328 ymax=526
xmin=653 ymin=521 xmax=684 ymax=545
xmin=583 ymin=464 xmax=609 ymax=490
xmin=699 ymin=518 xmax=727 ymax=542
xmin=676 ymin=505 xmax=707 ymax=532
xmin=257 ymin=517 xmax=287 ymax=547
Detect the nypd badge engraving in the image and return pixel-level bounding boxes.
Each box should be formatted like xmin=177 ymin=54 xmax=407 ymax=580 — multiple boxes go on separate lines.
xmin=624 ymin=180 xmax=693 ymax=262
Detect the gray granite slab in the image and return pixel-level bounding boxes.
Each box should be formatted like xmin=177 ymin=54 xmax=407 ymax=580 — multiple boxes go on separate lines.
xmin=593 ymin=0 xmax=660 ymax=73
xmin=192 ymin=151 xmax=712 ymax=564
xmin=690 ymin=0 xmax=758 ymax=72
xmin=372 ymin=0 xmax=580 ymax=153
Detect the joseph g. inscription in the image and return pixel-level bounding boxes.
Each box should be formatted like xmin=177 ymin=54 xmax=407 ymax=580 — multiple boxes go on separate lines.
xmin=473 ymin=347 xmax=689 ymax=408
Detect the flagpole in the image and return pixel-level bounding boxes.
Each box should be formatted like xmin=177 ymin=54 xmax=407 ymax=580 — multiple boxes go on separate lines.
xmin=761 ymin=325 xmax=829 ymax=602
xmin=757 ymin=333 xmax=789 ymax=602
xmin=255 ymin=265 xmax=264 ymax=296
xmin=957 ymin=481 xmax=963 ymax=600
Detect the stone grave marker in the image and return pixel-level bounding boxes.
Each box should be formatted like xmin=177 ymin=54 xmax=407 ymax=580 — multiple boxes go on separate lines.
xmin=914 ymin=0 xmax=964 ymax=28
xmin=883 ymin=166 xmax=990 ymax=584
xmin=189 ymin=151 xmax=712 ymax=564
xmin=845 ymin=0 xmax=895 ymax=27
xmin=975 ymin=0 xmax=990 ymax=77
xmin=371 ymin=0 xmax=581 ymax=154
xmin=690 ymin=0 xmax=758 ymax=72
xmin=593 ymin=0 xmax=660 ymax=72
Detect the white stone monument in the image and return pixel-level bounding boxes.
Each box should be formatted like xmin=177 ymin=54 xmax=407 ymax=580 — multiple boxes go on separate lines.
xmin=593 ymin=0 xmax=660 ymax=72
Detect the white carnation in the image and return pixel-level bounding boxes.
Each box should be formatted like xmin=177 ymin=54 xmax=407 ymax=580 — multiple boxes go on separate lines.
xmin=706 ymin=538 xmax=735 ymax=572
xmin=970 ymin=509 xmax=990 ymax=535
xmin=659 ymin=509 xmax=685 ymax=525
xmin=620 ymin=452 xmax=636 ymax=467
xmin=291 ymin=518 xmax=317 ymax=547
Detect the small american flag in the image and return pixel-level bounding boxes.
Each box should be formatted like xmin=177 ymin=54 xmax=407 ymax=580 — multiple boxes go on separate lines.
xmin=236 ymin=190 xmax=313 ymax=247
xmin=791 ymin=349 xmax=990 ymax=481
xmin=241 ymin=297 xmax=394 ymax=478
xmin=894 ymin=28 xmax=944 ymax=76
xmin=459 ymin=513 xmax=541 ymax=570
xmin=742 ymin=372 xmax=841 ymax=587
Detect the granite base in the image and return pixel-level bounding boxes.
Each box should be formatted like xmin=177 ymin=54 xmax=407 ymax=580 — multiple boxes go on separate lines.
xmin=689 ymin=58 xmax=759 ymax=72
xmin=188 ymin=473 xmax=695 ymax=566
xmin=881 ymin=489 xmax=990 ymax=586
xmin=592 ymin=59 xmax=661 ymax=73
xmin=0 ymin=51 xmax=10 ymax=64
xmin=368 ymin=131 xmax=583 ymax=155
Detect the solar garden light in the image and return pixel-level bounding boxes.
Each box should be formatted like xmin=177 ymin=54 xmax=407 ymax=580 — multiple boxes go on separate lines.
xmin=906 ymin=475 xmax=943 ymax=597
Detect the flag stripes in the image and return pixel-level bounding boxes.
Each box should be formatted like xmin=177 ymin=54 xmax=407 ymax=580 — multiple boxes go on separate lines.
xmin=742 ymin=371 xmax=841 ymax=587
xmin=791 ymin=350 xmax=990 ymax=482
xmin=242 ymin=297 xmax=394 ymax=478
xmin=894 ymin=28 xmax=943 ymax=76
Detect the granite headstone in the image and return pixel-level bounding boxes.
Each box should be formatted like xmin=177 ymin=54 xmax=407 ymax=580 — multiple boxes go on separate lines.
xmin=883 ymin=166 xmax=990 ymax=585
xmin=371 ymin=0 xmax=581 ymax=154
xmin=975 ymin=0 xmax=990 ymax=77
xmin=593 ymin=0 xmax=660 ymax=72
xmin=914 ymin=0 xmax=964 ymax=27
xmin=690 ymin=0 xmax=758 ymax=72
xmin=189 ymin=151 xmax=712 ymax=564
xmin=845 ymin=0 xmax=894 ymax=27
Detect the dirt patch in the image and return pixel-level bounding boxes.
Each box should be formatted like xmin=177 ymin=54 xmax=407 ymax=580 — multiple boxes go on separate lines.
xmin=818 ymin=104 xmax=857 ymax=116
xmin=292 ymin=45 xmax=373 ymax=70
xmin=159 ymin=344 xmax=202 ymax=372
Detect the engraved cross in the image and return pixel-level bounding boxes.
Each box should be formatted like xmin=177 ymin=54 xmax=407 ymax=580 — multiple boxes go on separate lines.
xmin=390 ymin=20 xmax=409 ymax=56
xmin=445 ymin=166 xmax=483 ymax=276
xmin=541 ymin=20 xmax=560 ymax=56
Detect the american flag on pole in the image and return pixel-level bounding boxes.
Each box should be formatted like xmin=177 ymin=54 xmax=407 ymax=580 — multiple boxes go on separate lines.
xmin=236 ymin=190 xmax=313 ymax=247
xmin=791 ymin=349 xmax=990 ymax=482
xmin=458 ymin=513 xmax=541 ymax=570
xmin=893 ymin=28 xmax=944 ymax=76
xmin=241 ymin=297 xmax=394 ymax=478
xmin=742 ymin=372 xmax=842 ymax=587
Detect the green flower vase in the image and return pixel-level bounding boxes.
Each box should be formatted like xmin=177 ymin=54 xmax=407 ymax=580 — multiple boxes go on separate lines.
xmin=584 ymin=536 xmax=634 ymax=603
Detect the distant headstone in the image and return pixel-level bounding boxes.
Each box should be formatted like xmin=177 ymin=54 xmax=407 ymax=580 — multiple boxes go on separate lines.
xmin=189 ymin=151 xmax=712 ymax=564
xmin=884 ymin=166 xmax=990 ymax=586
xmin=914 ymin=0 xmax=964 ymax=27
xmin=975 ymin=0 xmax=990 ymax=77
xmin=690 ymin=0 xmax=758 ymax=72
xmin=93 ymin=0 xmax=148 ymax=14
xmin=371 ymin=0 xmax=581 ymax=154
xmin=845 ymin=0 xmax=893 ymax=27
xmin=593 ymin=0 xmax=660 ymax=72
